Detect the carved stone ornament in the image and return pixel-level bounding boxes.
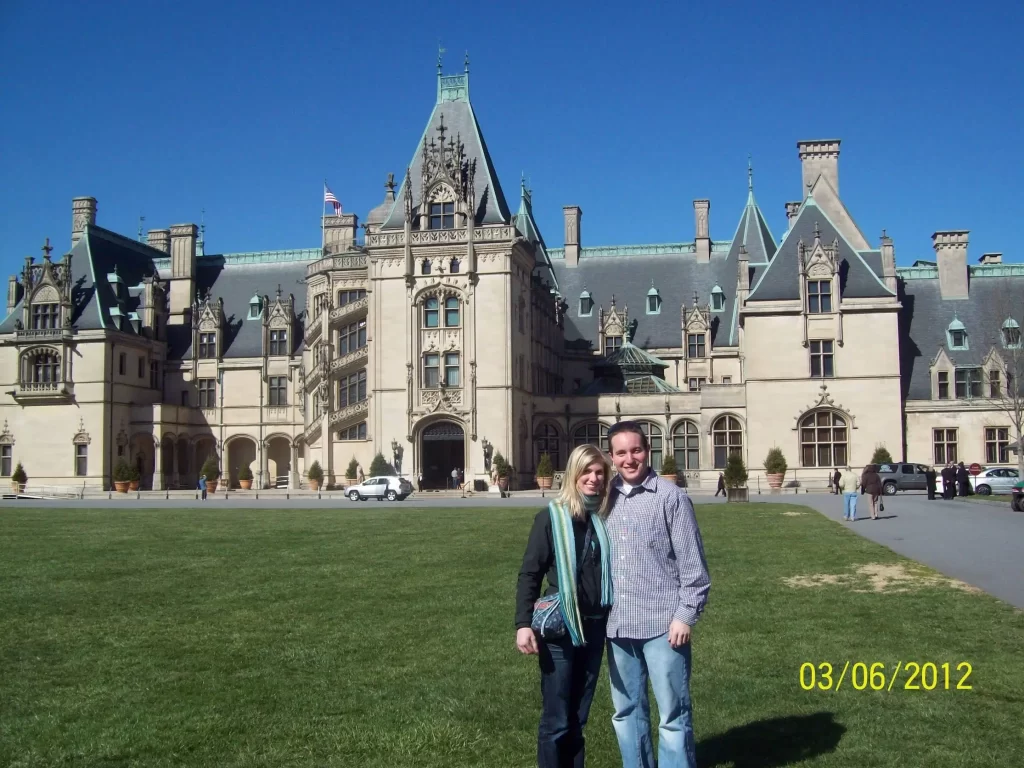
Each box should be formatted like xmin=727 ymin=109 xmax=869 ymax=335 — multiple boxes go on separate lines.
xmin=793 ymin=382 xmax=857 ymax=429
xmin=0 ymin=419 xmax=13 ymax=445
xmin=72 ymin=417 xmax=91 ymax=444
xmin=422 ymin=387 xmax=463 ymax=413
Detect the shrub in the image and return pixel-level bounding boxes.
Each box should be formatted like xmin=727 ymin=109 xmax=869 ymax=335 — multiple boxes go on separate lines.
xmin=237 ymin=464 xmax=253 ymax=481
xmin=11 ymin=462 xmax=27 ymax=484
xmin=200 ymin=456 xmax=221 ymax=481
xmin=724 ymin=453 xmax=748 ymax=488
xmin=307 ymin=461 xmax=324 ymax=483
xmin=536 ymin=452 xmax=554 ymax=478
xmin=764 ymin=447 xmax=788 ymax=476
xmin=493 ymin=452 xmax=511 ymax=478
xmin=660 ymin=455 xmax=678 ymax=475
xmin=345 ymin=457 xmax=358 ymax=480
xmin=871 ymin=446 xmax=894 ymax=465
xmin=129 ymin=463 xmax=141 ymax=482
xmin=113 ymin=459 xmax=133 ymax=483
xmin=368 ymin=452 xmax=391 ymax=476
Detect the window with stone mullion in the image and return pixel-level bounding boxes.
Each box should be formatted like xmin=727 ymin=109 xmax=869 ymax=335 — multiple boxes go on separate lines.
xmin=807 ymin=280 xmax=832 ymax=313
xmin=32 ymin=303 xmax=60 ymax=330
xmin=954 ymin=367 xmax=983 ymax=399
xmin=423 ymin=354 xmax=440 ymax=388
xmin=338 ymin=370 xmax=367 ymax=407
xmin=429 ymin=202 xmax=455 ymax=230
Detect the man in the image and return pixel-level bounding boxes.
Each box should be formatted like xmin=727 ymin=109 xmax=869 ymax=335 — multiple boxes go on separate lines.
xmin=839 ymin=465 xmax=858 ymax=520
xmin=925 ymin=465 xmax=938 ymax=500
xmin=715 ymin=472 xmax=725 ymax=497
xmin=604 ymin=421 xmax=711 ymax=768
xmin=198 ymin=474 xmax=207 ymax=502
xmin=940 ymin=463 xmax=955 ymax=500
xmin=451 ymin=467 xmax=459 ymax=489
xmin=417 ymin=472 xmax=424 ymax=492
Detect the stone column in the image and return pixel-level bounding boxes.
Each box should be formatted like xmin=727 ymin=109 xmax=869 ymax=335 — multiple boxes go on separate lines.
xmin=290 ymin=441 xmax=300 ymax=489
xmin=171 ymin=440 xmax=179 ymax=488
xmin=153 ymin=437 xmax=164 ymax=491
xmin=261 ymin=439 xmax=270 ymax=489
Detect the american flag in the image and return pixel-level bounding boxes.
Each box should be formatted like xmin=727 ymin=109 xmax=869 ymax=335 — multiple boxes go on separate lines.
xmin=324 ymin=183 xmax=341 ymax=215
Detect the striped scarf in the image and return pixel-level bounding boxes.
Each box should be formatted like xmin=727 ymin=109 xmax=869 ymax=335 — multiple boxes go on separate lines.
xmin=548 ymin=499 xmax=614 ymax=646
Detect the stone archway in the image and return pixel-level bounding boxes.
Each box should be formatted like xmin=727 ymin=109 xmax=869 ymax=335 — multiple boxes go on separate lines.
xmin=194 ymin=437 xmax=216 ymax=481
xmin=177 ymin=439 xmax=193 ymax=489
xmin=266 ymin=436 xmax=292 ymax=488
xmin=225 ymin=437 xmax=257 ymax=489
xmin=419 ymin=420 xmax=465 ymax=490
xmin=130 ymin=433 xmax=155 ymax=490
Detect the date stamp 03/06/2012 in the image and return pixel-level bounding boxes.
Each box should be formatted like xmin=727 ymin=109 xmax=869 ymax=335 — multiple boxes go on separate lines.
xmin=799 ymin=662 xmax=973 ymax=692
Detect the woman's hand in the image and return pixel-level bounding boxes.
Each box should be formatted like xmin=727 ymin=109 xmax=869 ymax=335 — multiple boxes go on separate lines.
xmin=516 ymin=627 xmax=539 ymax=655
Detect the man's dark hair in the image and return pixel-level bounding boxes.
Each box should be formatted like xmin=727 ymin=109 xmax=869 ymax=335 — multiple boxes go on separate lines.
xmin=607 ymin=420 xmax=649 ymax=451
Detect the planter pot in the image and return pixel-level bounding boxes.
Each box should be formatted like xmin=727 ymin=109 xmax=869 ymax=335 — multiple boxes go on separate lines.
xmin=727 ymin=487 xmax=749 ymax=502
xmin=309 ymin=479 xmax=321 ymax=491
xmin=114 ymin=481 xmax=130 ymax=494
xmin=129 ymin=481 xmax=140 ymax=491
xmin=239 ymin=479 xmax=252 ymax=490
xmin=660 ymin=473 xmax=678 ymax=486
xmin=497 ymin=477 xmax=509 ymax=491
xmin=536 ymin=476 xmax=552 ymax=490
xmin=207 ymin=480 xmax=219 ymax=494
xmin=766 ymin=473 xmax=784 ymax=489
xmin=11 ymin=481 xmax=24 ymax=494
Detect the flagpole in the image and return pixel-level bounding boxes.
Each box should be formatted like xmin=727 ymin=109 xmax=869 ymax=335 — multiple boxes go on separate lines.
xmin=322 ymin=180 xmax=326 ymax=253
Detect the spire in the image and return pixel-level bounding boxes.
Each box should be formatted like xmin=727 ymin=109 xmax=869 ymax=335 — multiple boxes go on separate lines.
xmin=747 ymin=154 xmax=755 ymax=204
xmin=197 ymin=208 xmax=205 ymax=257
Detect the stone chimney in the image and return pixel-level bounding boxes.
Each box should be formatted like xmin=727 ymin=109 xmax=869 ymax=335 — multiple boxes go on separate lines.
xmin=880 ymin=230 xmax=897 ymax=293
xmin=7 ymin=275 xmax=21 ymax=317
xmin=71 ymin=196 xmax=97 ymax=247
xmin=797 ymin=140 xmax=841 ymax=198
xmin=979 ymin=253 xmax=1002 ymax=265
xmin=147 ymin=229 xmax=171 ymax=254
xmin=323 ymin=213 xmax=359 ymax=255
xmin=563 ymin=206 xmax=582 ymax=268
xmin=168 ymin=224 xmax=198 ymax=325
xmin=693 ymin=200 xmax=710 ymax=263
xmin=932 ymin=231 xmax=969 ymax=300
xmin=785 ymin=201 xmax=802 ymax=231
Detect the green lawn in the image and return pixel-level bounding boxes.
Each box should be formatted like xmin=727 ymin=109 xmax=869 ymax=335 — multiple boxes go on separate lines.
xmin=1 ymin=504 xmax=1022 ymax=767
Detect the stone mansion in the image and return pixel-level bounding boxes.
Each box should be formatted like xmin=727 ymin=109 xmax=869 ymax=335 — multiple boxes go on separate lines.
xmin=2 ymin=66 xmax=1022 ymax=491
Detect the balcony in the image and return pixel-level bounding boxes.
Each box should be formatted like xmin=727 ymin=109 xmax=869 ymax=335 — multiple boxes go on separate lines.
xmin=328 ymin=399 xmax=369 ymax=430
xmin=301 ymin=419 xmax=322 ymax=445
xmin=265 ymin=406 xmax=293 ymax=423
xmin=304 ymin=319 xmax=323 ymax=347
xmin=14 ymin=327 xmax=72 ymax=342
xmin=13 ymin=380 xmax=73 ymax=403
xmin=329 ymin=345 xmax=369 ymax=377
xmin=328 ymin=296 xmax=369 ymax=328
xmin=306 ymin=253 xmax=368 ymax=280
xmin=304 ymin=361 xmax=326 ymax=391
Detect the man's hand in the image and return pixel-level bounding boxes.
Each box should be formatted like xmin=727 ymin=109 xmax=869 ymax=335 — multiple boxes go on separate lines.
xmin=668 ymin=619 xmax=691 ymax=648
xmin=516 ymin=627 xmax=539 ymax=655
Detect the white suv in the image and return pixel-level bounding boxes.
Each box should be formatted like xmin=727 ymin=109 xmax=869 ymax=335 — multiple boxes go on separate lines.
xmin=346 ymin=475 xmax=414 ymax=501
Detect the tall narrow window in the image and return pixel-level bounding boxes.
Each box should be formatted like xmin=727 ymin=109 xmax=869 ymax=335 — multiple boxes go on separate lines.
xmin=423 ymin=298 xmax=439 ymax=328
xmin=579 ymin=292 xmax=593 ymax=317
xmin=421 ymin=259 xmax=431 ymax=275
xmin=138 ymin=357 xmax=145 ymax=379
xmin=807 ymin=280 xmax=832 ymax=313
xmin=338 ymin=320 xmax=366 ymax=355
xmin=672 ymin=420 xmax=700 ymax=471
xmin=450 ymin=258 xmax=460 ymax=274
xmin=338 ymin=370 xmax=367 ymax=407
xmin=711 ymin=287 xmax=725 ymax=311
xmin=75 ymin=444 xmax=88 ymax=477
xmin=199 ymin=332 xmax=216 ymax=358
xmin=712 ymin=415 xmax=743 ymax=469
xmin=933 ymin=428 xmax=958 ymax=464
xmin=423 ymin=354 xmax=439 ymax=388
xmin=989 ymin=369 xmax=1001 ymax=398
xmin=269 ymin=376 xmax=288 ymax=406
xmin=444 ymin=297 xmax=460 ymax=327
xmin=687 ymin=333 xmax=706 ymax=359
xmin=31 ymin=351 xmax=61 ymax=384
xmin=444 ymin=352 xmax=460 ymax=387
xmin=118 ymin=353 xmax=126 ymax=375
xmin=810 ymin=340 xmax=835 ymax=378
xmin=604 ymin=335 xmax=623 ymax=356
xmin=269 ymin=329 xmax=289 ymax=356
xmin=198 ymin=379 xmax=216 ymax=408
xmin=937 ymin=371 xmax=949 ymax=399
xmin=955 ymin=367 xmax=982 ymax=399
xmin=534 ymin=424 xmax=561 ymax=471
xmin=985 ymin=427 xmax=1010 ymax=464
xmin=31 ymin=303 xmax=59 ymax=329
xmin=429 ymin=202 xmax=455 ymax=229
xmin=1003 ymin=322 xmax=1021 ymax=347
xmin=0 ymin=445 xmax=12 ymax=477
xmin=800 ymin=411 xmax=848 ymax=467
xmin=572 ymin=423 xmax=609 ymax=452
xmin=149 ymin=361 xmax=159 ymax=389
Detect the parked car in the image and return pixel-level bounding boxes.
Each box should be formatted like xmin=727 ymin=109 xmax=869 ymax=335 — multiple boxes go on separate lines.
xmin=876 ymin=463 xmax=932 ymax=495
xmin=971 ymin=467 xmax=1020 ymax=495
xmin=346 ymin=475 xmax=413 ymax=501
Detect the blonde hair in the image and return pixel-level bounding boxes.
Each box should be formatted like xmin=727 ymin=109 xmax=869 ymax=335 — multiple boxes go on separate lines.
xmin=557 ymin=444 xmax=612 ymax=520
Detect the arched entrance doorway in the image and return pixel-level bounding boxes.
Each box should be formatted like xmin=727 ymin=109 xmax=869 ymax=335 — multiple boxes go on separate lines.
xmin=225 ymin=437 xmax=257 ymax=489
xmin=420 ymin=420 xmax=465 ymax=489
xmin=267 ymin=436 xmax=292 ymax=488
xmin=130 ymin=433 xmax=155 ymax=490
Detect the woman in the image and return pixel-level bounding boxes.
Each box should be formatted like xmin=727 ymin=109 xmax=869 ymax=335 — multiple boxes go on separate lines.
xmin=515 ymin=444 xmax=614 ymax=768
xmin=860 ymin=463 xmax=883 ymax=520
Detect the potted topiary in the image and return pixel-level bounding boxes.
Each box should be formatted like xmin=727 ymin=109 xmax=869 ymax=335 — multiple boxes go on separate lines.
xmin=342 ymin=457 xmax=358 ymax=489
xmin=201 ymin=456 xmax=221 ymax=494
xmin=660 ymin=454 xmax=679 ymax=486
xmin=11 ymin=461 xmax=27 ymax=494
xmin=113 ymin=459 xmax=133 ymax=493
xmin=128 ymin=462 xmax=142 ymax=491
xmin=535 ymin=452 xmax=554 ymax=489
xmin=724 ymin=453 xmax=749 ymax=502
xmin=307 ymin=460 xmax=324 ymax=491
xmin=764 ymin=447 xmax=787 ymax=490
xmin=493 ymin=451 xmax=511 ymax=492
xmin=237 ymin=463 xmax=253 ymax=490
xmin=871 ymin=446 xmax=894 ymax=467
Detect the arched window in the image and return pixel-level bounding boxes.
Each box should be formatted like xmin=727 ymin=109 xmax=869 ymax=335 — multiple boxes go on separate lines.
xmin=450 ymin=258 xmax=461 ymax=274
xmin=534 ymin=423 xmax=561 ymax=471
xmin=423 ymin=297 xmax=439 ymax=328
xmin=421 ymin=259 xmax=431 ymax=275
xmin=444 ymin=297 xmax=460 ymax=327
xmin=27 ymin=350 xmax=60 ymax=385
xmin=800 ymin=411 xmax=848 ymax=467
xmin=573 ymin=423 xmax=609 ymax=452
xmin=637 ymin=422 xmax=664 ymax=471
xmin=672 ymin=420 xmax=700 ymax=471
xmin=712 ymin=415 xmax=742 ymax=469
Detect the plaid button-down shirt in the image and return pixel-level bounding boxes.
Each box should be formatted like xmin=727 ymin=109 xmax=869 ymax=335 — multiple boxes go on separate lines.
xmin=605 ymin=469 xmax=711 ymax=640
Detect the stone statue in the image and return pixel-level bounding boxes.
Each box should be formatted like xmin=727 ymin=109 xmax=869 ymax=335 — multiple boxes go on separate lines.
xmin=483 ymin=441 xmax=493 ymax=471
xmin=394 ymin=445 xmax=404 ymax=474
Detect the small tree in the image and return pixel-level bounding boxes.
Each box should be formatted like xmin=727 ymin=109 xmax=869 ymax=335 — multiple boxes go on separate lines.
xmin=493 ymin=451 xmax=511 ymax=478
xmin=307 ymin=460 xmax=324 ymax=483
xmin=237 ymin=464 xmax=253 ymax=481
xmin=764 ymin=447 xmax=788 ymax=476
xmin=536 ymin=452 xmax=554 ymax=478
xmin=129 ymin=462 xmax=141 ymax=482
xmin=113 ymin=459 xmax=133 ymax=482
xmin=12 ymin=461 xmax=28 ymax=486
xmin=368 ymin=452 xmax=391 ymax=476
xmin=345 ymin=457 xmax=358 ymax=480
xmin=724 ymin=453 xmax=748 ymax=488
xmin=870 ymin=446 xmax=894 ymax=466
xmin=660 ymin=455 xmax=678 ymax=476
xmin=200 ymin=456 xmax=221 ymax=481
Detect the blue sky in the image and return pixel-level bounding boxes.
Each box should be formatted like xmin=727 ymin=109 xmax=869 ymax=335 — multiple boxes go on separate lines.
xmin=1 ymin=0 xmax=1021 ymax=275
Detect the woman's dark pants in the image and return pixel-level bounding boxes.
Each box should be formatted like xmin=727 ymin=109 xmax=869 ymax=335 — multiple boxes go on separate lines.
xmin=537 ymin=617 xmax=607 ymax=768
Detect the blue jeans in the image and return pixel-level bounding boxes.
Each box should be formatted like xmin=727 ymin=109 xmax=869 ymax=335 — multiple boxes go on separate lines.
xmin=537 ymin=618 xmax=607 ymax=768
xmin=608 ymin=633 xmax=695 ymax=768
xmin=843 ymin=491 xmax=858 ymax=519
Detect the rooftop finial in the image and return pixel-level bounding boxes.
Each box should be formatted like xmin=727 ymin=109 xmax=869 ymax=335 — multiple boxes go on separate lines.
xmin=42 ymin=237 xmax=53 ymax=261
xmin=693 ymin=290 xmax=699 ymax=307
xmin=385 ymin=172 xmax=395 ymax=195
xmin=276 ymin=283 xmax=282 ymax=299
xmin=747 ymin=154 xmax=754 ymax=193
xmin=814 ymin=221 xmax=821 ymax=240
xmin=437 ymin=41 xmax=446 ymax=75
xmin=137 ymin=215 xmax=145 ymax=242
xmin=464 ymin=50 xmax=470 ymax=73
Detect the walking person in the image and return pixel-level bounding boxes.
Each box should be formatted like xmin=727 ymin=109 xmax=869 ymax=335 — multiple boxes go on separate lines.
xmin=832 ymin=468 xmax=842 ymax=495
xmin=956 ymin=461 xmax=972 ymax=497
xmin=715 ymin=472 xmax=726 ymax=497
xmin=839 ymin=466 xmax=858 ymax=521
xmin=603 ymin=421 xmax=711 ymax=768
xmin=198 ymin=474 xmax=207 ymax=501
xmin=860 ymin=463 xmax=883 ymax=520
xmin=451 ymin=467 xmax=459 ymax=489
xmin=417 ymin=472 xmax=424 ymax=492
xmin=516 ymin=444 xmax=615 ymax=768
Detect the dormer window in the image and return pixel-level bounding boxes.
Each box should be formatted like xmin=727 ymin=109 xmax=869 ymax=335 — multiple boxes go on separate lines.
xmin=199 ymin=332 xmax=217 ymax=359
xmin=31 ymin=303 xmax=59 ymax=330
xmin=421 ymin=259 xmax=431 ymax=275
xmin=687 ymin=333 xmax=706 ymax=359
xmin=578 ymin=290 xmax=593 ymax=317
xmin=1002 ymin=318 xmax=1021 ymax=348
xmin=646 ymin=285 xmax=661 ymax=315
xmin=429 ymin=202 xmax=455 ymax=230
xmin=947 ymin=318 xmax=968 ymax=350
xmin=807 ymin=280 xmax=832 ymax=313
xmin=604 ymin=334 xmax=623 ymax=356
xmin=248 ymin=293 xmax=262 ymax=320
xmin=711 ymin=285 xmax=725 ymax=312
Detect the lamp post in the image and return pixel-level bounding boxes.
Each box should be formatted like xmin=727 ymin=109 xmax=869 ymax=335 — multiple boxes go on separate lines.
xmin=391 ymin=438 xmax=403 ymax=476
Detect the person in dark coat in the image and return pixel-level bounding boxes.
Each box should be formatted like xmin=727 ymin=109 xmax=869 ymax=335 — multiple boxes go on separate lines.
xmin=860 ymin=463 xmax=883 ymax=519
xmin=715 ymin=472 xmax=726 ymax=497
xmin=925 ymin=466 xmax=938 ymax=500
xmin=832 ymin=468 xmax=841 ymax=494
xmin=956 ymin=462 xmax=973 ymax=496
xmin=941 ymin=463 xmax=956 ymax=499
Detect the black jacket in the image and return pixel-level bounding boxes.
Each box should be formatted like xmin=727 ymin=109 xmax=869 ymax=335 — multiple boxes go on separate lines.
xmin=515 ymin=507 xmax=607 ymax=629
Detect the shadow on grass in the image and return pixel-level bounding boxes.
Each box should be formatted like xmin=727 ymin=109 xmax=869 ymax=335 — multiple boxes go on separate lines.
xmin=697 ymin=712 xmax=845 ymax=767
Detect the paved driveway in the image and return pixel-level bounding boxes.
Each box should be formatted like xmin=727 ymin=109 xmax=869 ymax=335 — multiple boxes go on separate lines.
xmin=751 ymin=492 xmax=1024 ymax=610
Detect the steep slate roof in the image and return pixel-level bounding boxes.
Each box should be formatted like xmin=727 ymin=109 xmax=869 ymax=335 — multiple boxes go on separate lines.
xmin=748 ymin=193 xmax=893 ymax=301
xmin=380 ymin=73 xmax=510 ymax=230
xmin=898 ymin=271 xmax=1024 ymax=400
xmin=514 ymin=182 xmax=558 ymax=288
